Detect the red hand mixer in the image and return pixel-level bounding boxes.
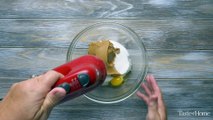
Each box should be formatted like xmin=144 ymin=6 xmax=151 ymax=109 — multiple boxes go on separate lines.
xmin=53 ymin=55 xmax=107 ymax=103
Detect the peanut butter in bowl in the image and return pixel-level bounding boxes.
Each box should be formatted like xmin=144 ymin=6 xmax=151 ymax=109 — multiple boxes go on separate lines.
xmin=88 ymin=40 xmax=131 ymax=87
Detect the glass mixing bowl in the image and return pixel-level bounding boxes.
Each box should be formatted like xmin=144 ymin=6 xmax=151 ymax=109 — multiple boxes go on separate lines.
xmin=67 ymin=22 xmax=147 ymax=104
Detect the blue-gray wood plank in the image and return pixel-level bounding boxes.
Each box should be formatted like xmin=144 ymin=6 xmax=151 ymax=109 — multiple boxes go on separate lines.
xmin=0 ymin=0 xmax=212 ymax=120
xmin=0 ymin=0 xmax=212 ymax=19
xmin=0 ymin=48 xmax=212 ymax=79
xmin=0 ymin=19 xmax=212 ymax=49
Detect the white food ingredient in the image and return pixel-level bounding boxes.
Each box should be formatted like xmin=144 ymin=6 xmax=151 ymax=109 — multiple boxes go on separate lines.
xmin=110 ymin=40 xmax=131 ymax=75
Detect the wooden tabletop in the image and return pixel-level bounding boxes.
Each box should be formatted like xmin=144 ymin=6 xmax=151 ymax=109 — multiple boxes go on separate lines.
xmin=0 ymin=0 xmax=212 ymax=120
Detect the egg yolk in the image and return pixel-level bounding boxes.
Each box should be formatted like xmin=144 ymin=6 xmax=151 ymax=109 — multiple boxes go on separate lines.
xmin=110 ymin=76 xmax=124 ymax=87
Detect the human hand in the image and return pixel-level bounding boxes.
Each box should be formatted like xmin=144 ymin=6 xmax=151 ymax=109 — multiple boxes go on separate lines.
xmin=0 ymin=70 xmax=67 ymax=120
xmin=136 ymin=74 xmax=167 ymax=120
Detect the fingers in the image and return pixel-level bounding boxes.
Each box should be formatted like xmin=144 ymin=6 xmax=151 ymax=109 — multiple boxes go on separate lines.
xmin=148 ymin=74 xmax=160 ymax=93
xmin=136 ymin=91 xmax=148 ymax=104
xmin=137 ymin=74 xmax=167 ymax=120
xmin=147 ymin=75 xmax=167 ymax=120
xmin=58 ymin=83 xmax=71 ymax=93
xmin=140 ymin=74 xmax=156 ymax=96
xmin=142 ymin=83 xmax=152 ymax=96
xmin=39 ymin=70 xmax=64 ymax=87
xmin=149 ymin=95 xmax=158 ymax=108
xmin=136 ymin=75 xmax=154 ymax=104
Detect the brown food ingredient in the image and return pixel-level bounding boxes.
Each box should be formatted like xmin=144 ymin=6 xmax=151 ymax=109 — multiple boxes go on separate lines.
xmin=88 ymin=40 xmax=120 ymax=75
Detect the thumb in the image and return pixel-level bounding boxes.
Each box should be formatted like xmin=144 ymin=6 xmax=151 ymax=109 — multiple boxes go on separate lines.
xmin=33 ymin=88 xmax=66 ymax=120
xmin=42 ymin=87 xmax=66 ymax=111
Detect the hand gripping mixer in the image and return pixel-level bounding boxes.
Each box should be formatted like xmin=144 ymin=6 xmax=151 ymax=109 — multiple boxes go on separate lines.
xmin=53 ymin=55 xmax=107 ymax=102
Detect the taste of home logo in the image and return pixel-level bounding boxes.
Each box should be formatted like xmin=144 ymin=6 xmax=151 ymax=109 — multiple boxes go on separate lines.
xmin=178 ymin=110 xmax=211 ymax=117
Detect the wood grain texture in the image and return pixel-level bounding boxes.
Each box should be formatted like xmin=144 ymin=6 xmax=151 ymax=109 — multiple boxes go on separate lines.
xmin=48 ymin=78 xmax=213 ymax=120
xmin=1 ymin=78 xmax=213 ymax=120
xmin=0 ymin=0 xmax=212 ymax=19
xmin=0 ymin=19 xmax=212 ymax=50
xmin=0 ymin=48 xmax=212 ymax=79
xmin=0 ymin=0 xmax=212 ymax=119
xmin=48 ymin=107 xmax=213 ymax=120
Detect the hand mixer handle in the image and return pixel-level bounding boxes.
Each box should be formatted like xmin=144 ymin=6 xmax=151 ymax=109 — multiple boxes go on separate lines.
xmin=52 ymin=55 xmax=107 ymax=102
